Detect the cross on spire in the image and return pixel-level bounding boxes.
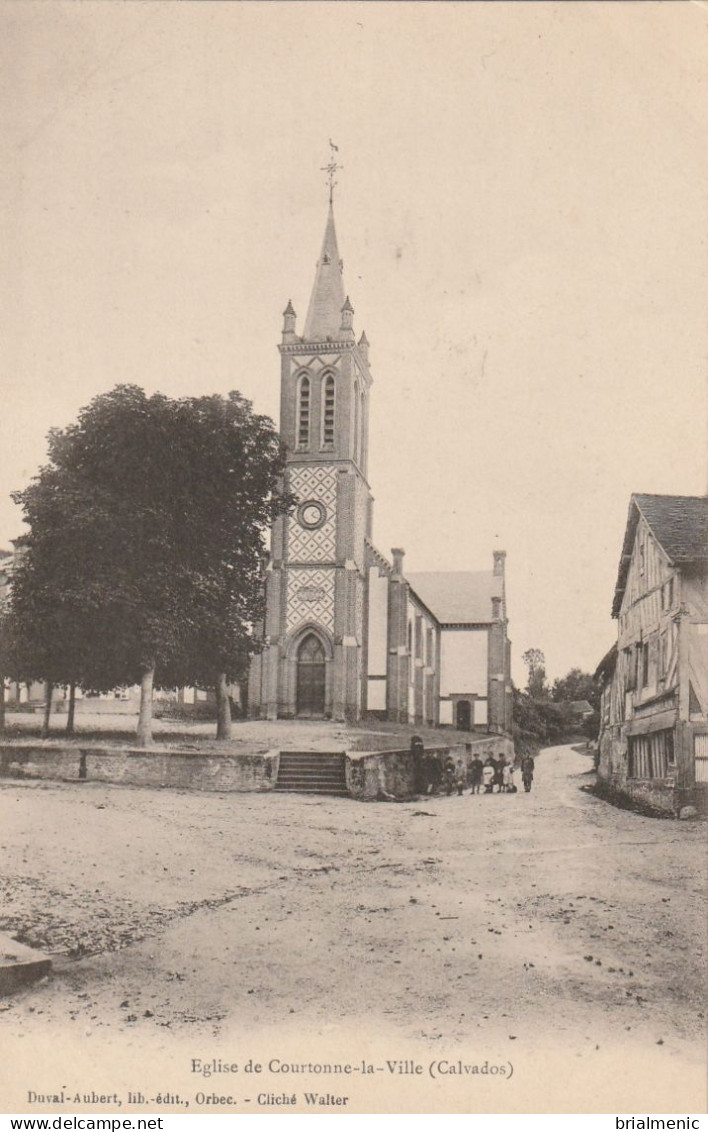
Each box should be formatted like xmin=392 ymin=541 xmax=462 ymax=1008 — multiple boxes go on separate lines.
xmin=321 ymin=139 xmax=342 ymax=204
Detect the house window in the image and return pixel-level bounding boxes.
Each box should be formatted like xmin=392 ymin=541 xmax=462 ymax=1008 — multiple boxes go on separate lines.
xmin=662 ymin=577 xmax=675 ymax=610
xmin=322 ymin=375 xmax=335 ymax=447
xmin=298 ymin=375 xmax=311 ymax=448
xmin=628 ymin=729 xmax=673 ymax=779
xmin=624 ymin=647 xmax=635 ymax=692
xmin=641 ymin=641 xmax=650 ymax=688
xmin=659 ymin=630 xmax=668 ymax=679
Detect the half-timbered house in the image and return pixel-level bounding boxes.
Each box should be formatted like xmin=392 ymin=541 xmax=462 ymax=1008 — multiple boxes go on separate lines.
xmin=596 ymin=493 xmax=708 ymax=814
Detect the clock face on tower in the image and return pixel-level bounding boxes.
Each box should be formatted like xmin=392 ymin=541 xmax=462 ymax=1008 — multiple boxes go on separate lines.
xmin=298 ymin=500 xmax=327 ymax=530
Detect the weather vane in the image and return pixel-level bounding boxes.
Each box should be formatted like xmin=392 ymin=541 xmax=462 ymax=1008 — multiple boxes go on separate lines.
xmin=321 ymin=139 xmax=342 ymax=204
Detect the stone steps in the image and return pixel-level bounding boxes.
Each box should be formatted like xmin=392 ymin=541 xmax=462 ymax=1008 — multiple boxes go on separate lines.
xmin=275 ymin=751 xmax=348 ymax=796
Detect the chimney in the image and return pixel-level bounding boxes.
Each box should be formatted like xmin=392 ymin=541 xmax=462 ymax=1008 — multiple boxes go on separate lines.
xmin=492 ymin=596 xmax=502 ymax=621
xmin=391 ymin=547 xmax=406 ymax=577
xmin=282 ymin=300 xmax=297 ymax=342
xmin=493 ymin=550 xmax=506 ymax=577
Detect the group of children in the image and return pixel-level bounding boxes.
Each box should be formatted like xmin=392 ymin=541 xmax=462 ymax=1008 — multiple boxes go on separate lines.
xmin=440 ymin=752 xmax=536 ymax=796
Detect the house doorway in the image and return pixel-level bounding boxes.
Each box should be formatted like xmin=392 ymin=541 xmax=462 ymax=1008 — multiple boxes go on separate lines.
xmin=456 ymin=700 xmax=472 ymax=731
xmin=296 ymin=633 xmax=326 ymax=717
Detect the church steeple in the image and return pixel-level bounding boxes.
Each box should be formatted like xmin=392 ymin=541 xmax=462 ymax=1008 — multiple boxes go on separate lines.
xmin=302 ymin=203 xmax=347 ymax=342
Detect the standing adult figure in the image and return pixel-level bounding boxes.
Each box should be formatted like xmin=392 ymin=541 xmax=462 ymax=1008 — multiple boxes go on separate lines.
xmin=521 ymin=753 xmax=535 ymax=793
xmin=469 ymin=754 xmax=484 ymax=795
xmin=493 ymin=754 xmax=506 ymax=794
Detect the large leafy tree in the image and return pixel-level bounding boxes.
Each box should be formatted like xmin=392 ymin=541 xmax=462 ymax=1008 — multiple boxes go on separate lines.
xmin=551 ymin=667 xmax=600 ymax=712
xmin=10 ymin=385 xmax=289 ymax=744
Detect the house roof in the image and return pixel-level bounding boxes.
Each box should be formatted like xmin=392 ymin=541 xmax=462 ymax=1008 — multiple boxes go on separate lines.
xmin=406 ymin=570 xmax=502 ymax=625
xmin=612 ymin=493 xmax=708 ymax=618
xmin=595 ymin=643 xmax=618 ymax=682
xmin=569 ymin=700 xmax=594 ymax=714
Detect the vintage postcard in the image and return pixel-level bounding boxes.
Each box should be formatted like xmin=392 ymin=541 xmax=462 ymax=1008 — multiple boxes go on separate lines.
xmin=0 ymin=0 xmax=706 ymax=1117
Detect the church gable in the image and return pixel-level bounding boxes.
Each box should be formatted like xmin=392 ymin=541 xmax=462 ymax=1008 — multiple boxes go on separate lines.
xmin=406 ymin=571 xmax=503 ymax=626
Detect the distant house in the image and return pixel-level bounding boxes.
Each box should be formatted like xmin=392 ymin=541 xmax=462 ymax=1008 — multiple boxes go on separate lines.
xmin=595 ymin=493 xmax=708 ymax=815
xmin=568 ymin=700 xmax=594 ymax=722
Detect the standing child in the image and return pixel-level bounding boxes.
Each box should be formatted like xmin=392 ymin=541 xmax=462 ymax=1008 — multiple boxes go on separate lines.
xmin=502 ymin=761 xmax=514 ymax=793
xmin=482 ymin=758 xmax=495 ymax=793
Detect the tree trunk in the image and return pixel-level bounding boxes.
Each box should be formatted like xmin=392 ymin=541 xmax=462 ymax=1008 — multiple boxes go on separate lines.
xmin=0 ymin=673 xmax=5 ymax=733
xmin=215 ymin=672 xmax=232 ymax=741
xmin=66 ymin=681 xmax=76 ymax=735
xmin=41 ymin=682 xmax=53 ymax=739
xmin=136 ymin=666 xmax=154 ymax=747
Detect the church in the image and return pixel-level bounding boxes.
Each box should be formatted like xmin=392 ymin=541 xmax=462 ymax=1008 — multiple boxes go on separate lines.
xmin=248 ymin=198 xmax=513 ymax=733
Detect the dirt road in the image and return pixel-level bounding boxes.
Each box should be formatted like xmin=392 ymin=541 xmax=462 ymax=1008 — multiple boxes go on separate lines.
xmin=1 ymin=744 xmax=705 ymax=1113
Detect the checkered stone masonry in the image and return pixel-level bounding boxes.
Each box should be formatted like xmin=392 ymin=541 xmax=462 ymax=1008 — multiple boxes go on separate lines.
xmin=288 ymin=465 xmax=337 ymax=562
xmin=286 ymin=568 xmax=335 ymax=635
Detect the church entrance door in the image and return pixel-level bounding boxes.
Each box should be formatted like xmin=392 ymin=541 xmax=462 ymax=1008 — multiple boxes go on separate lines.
xmin=456 ymin=700 xmax=472 ymax=731
xmin=296 ymin=634 xmax=326 ymax=717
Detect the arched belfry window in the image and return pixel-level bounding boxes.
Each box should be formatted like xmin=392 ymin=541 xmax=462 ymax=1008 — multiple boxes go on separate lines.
xmin=297 ymin=374 xmax=311 ymax=448
xmin=322 ymin=374 xmax=335 ymax=448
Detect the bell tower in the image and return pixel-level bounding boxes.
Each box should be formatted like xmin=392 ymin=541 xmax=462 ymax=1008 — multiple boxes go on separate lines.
xmin=249 ymin=196 xmax=374 ymax=722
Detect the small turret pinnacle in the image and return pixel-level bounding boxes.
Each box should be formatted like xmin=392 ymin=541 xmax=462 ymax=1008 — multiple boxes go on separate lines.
xmin=282 ymin=299 xmax=297 ymax=341
xmin=340 ymin=295 xmax=355 ymax=338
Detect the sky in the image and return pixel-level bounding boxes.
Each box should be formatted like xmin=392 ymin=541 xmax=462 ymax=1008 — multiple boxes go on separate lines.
xmin=1 ymin=1 xmax=706 ymax=684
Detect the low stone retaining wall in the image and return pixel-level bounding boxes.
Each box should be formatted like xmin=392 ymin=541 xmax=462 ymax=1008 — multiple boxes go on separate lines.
xmin=0 ymin=736 xmax=515 ymax=801
xmin=601 ymin=775 xmax=676 ymax=816
xmin=0 ymin=743 xmax=279 ymax=793
xmin=346 ymin=735 xmax=515 ymax=801
xmin=593 ymin=774 xmax=707 ymax=818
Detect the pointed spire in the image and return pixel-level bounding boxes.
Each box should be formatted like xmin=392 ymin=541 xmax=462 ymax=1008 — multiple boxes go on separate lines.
xmin=303 ymin=203 xmax=347 ymax=341
xmin=358 ymin=330 xmax=370 ymax=364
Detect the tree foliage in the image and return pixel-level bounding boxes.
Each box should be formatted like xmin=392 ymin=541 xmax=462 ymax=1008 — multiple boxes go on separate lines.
xmin=512 ymin=686 xmax=571 ymax=755
xmin=9 ymin=385 xmax=289 ymax=743
xmin=521 ymin=647 xmax=548 ymax=699
xmin=514 ymin=663 xmax=602 ymax=752
xmin=551 ymin=667 xmax=600 ymax=712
